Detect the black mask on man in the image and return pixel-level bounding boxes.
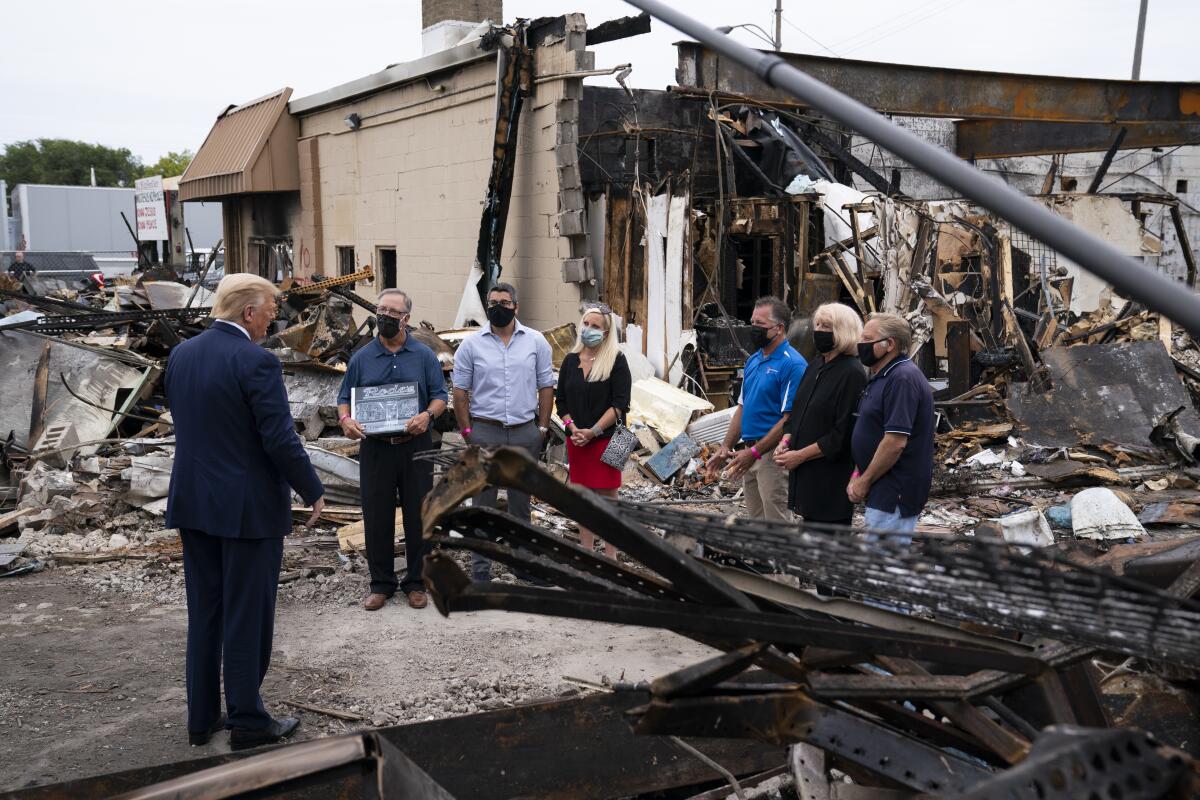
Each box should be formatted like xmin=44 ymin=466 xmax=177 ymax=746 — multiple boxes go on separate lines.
xmin=376 ymin=315 xmax=402 ymax=339
xmin=750 ymin=324 xmax=774 ymax=351
xmin=813 ymin=330 xmax=836 ymax=353
xmin=857 ymin=339 xmax=888 ymax=367
xmin=486 ymin=304 xmax=516 ymax=328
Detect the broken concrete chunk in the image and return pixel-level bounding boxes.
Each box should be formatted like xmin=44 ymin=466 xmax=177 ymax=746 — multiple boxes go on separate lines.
xmin=1071 ymin=487 xmax=1146 ymax=540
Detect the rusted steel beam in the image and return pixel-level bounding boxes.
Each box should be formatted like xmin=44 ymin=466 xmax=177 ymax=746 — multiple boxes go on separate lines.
xmin=422 ymin=573 xmax=1048 ymax=676
xmin=955 ymin=119 xmax=1200 ymax=159
xmin=675 ymin=42 xmax=1200 ymax=123
xmin=421 ymin=445 xmax=758 ymax=610
xmin=631 ymin=691 xmax=994 ymax=793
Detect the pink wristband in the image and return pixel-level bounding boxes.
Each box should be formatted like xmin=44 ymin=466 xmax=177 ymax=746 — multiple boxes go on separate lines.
xmin=338 ymin=413 xmax=351 ymax=423
xmin=462 ymin=427 xmax=473 ymax=436
xmin=562 ymin=417 xmax=573 ymax=427
xmin=750 ymin=445 xmax=762 ymax=460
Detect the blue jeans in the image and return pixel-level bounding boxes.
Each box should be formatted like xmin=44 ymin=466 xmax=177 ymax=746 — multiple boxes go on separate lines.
xmin=863 ymin=506 xmax=918 ymax=547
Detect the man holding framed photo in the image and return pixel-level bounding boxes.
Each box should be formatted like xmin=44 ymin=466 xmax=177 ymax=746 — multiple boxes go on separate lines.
xmin=337 ymin=288 xmax=447 ymax=611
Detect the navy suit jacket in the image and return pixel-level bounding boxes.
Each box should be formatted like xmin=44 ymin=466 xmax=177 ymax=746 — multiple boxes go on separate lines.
xmin=165 ymin=323 xmax=324 ymax=538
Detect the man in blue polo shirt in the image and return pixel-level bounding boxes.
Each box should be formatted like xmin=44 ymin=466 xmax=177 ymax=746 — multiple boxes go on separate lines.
xmin=705 ymin=296 xmax=806 ymax=521
xmin=848 ymin=313 xmax=934 ymax=543
xmin=337 ymin=288 xmax=448 ymax=611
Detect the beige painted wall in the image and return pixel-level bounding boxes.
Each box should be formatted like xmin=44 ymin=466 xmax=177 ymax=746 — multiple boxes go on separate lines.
xmin=295 ymin=22 xmax=589 ymax=331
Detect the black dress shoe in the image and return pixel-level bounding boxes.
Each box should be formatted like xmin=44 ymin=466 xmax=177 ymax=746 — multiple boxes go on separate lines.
xmin=229 ymin=716 xmax=300 ymax=751
xmin=188 ymin=713 xmax=227 ymax=746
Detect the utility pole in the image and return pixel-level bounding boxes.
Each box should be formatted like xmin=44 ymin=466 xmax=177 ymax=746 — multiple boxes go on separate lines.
xmin=1131 ymin=0 xmax=1149 ymax=79
xmin=772 ymin=0 xmax=782 ymax=51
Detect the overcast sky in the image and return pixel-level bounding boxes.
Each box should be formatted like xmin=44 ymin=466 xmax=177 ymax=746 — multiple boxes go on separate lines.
xmin=3 ymin=0 xmax=1197 ymax=164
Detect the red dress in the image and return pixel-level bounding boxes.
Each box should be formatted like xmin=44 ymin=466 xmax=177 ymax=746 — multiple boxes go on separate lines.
xmin=567 ymin=435 xmax=623 ymax=490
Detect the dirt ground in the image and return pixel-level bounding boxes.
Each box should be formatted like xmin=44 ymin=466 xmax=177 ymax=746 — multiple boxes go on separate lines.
xmin=0 ymin=561 xmax=716 ymax=792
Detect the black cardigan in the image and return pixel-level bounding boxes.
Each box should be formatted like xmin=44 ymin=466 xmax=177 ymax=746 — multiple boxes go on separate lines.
xmin=783 ymin=353 xmax=868 ymax=522
xmin=554 ymin=352 xmax=632 ymax=436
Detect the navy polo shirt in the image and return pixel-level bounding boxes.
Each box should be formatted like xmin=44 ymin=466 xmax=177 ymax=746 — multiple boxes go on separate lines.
xmin=337 ymin=335 xmax=448 ymax=410
xmin=739 ymin=341 xmax=807 ymax=440
xmin=850 ymin=355 xmax=934 ymax=517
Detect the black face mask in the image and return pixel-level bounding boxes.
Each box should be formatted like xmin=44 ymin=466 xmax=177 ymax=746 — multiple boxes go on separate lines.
xmin=858 ymin=339 xmax=888 ymax=367
xmin=376 ymin=315 xmax=402 ymax=339
xmin=750 ymin=325 xmax=774 ymax=351
xmin=813 ymin=330 xmax=836 ymax=353
xmin=487 ymin=304 xmax=516 ymax=328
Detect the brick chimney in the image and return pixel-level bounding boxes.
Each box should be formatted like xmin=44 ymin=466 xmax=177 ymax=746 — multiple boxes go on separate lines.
xmin=421 ymin=0 xmax=503 ymax=56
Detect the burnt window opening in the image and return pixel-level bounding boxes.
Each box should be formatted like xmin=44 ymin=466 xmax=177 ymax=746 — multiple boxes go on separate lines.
xmin=378 ymin=247 xmax=397 ymax=289
xmin=731 ymin=236 xmax=775 ymax=321
xmin=1177 ymin=179 xmax=1189 ymax=193
xmin=337 ymin=246 xmax=356 ymax=276
xmin=247 ymin=237 xmax=293 ymax=282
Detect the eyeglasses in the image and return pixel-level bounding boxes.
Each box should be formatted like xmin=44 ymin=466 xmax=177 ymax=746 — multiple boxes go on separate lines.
xmin=377 ymin=308 xmax=410 ymax=320
xmin=487 ymin=299 xmax=515 ymax=309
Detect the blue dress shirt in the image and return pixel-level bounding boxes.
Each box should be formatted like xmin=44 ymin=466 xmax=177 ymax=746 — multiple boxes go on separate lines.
xmin=337 ymin=335 xmax=448 ymax=410
xmin=450 ymin=321 xmax=555 ymax=425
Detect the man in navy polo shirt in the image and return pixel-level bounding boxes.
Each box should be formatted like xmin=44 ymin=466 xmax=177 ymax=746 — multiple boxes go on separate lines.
xmin=337 ymin=288 xmax=447 ymax=611
xmin=848 ymin=313 xmax=934 ymax=543
xmin=705 ymin=296 xmax=806 ymax=521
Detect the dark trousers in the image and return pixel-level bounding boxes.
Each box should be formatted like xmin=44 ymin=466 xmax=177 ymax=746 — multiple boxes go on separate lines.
xmin=468 ymin=420 xmax=542 ymax=580
xmin=180 ymin=528 xmax=284 ymax=733
xmin=360 ymin=433 xmax=434 ymax=595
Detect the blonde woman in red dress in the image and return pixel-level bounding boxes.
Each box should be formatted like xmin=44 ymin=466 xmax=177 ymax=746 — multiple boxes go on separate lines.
xmin=555 ymin=305 xmax=631 ymax=558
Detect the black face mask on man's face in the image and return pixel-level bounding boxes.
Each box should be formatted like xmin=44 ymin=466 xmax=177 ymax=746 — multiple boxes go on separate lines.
xmin=487 ymin=304 xmax=516 ymax=328
xmin=750 ymin=324 xmax=774 ymax=351
xmin=857 ymin=339 xmax=889 ymax=367
xmin=376 ymin=315 xmax=402 ymax=339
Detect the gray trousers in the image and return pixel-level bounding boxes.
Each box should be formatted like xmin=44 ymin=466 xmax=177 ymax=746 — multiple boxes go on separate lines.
xmin=469 ymin=420 xmax=543 ymax=580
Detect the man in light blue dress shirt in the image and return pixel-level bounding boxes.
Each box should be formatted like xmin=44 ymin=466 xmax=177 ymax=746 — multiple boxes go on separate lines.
xmin=451 ymin=281 xmax=555 ymax=581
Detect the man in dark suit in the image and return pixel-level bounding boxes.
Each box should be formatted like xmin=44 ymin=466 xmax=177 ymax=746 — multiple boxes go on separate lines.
xmin=166 ymin=273 xmax=326 ymax=751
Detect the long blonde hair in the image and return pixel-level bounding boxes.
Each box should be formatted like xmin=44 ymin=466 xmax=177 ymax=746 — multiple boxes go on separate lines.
xmin=814 ymin=302 xmax=863 ymax=357
xmin=572 ymin=306 xmax=620 ymax=382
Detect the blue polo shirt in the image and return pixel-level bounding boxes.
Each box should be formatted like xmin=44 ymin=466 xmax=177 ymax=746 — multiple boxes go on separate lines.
xmin=337 ymin=335 xmax=448 ymax=410
xmin=850 ymin=355 xmax=934 ymax=517
xmin=739 ymin=341 xmax=807 ymax=440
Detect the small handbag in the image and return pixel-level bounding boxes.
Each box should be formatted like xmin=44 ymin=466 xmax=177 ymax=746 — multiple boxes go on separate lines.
xmin=600 ymin=423 xmax=639 ymax=470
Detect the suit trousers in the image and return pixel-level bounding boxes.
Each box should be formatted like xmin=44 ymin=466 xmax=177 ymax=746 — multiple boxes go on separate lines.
xmin=468 ymin=420 xmax=542 ymax=580
xmin=359 ymin=433 xmax=435 ymax=595
xmin=180 ymin=529 xmax=284 ymax=733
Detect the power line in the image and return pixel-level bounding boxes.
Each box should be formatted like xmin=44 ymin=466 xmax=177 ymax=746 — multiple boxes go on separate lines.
xmin=843 ymin=0 xmax=968 ymax=56
xmin=780 ymin=16 xmax=840 ymax=57
xmin=829 ymin=0 xmax=949 ymax=52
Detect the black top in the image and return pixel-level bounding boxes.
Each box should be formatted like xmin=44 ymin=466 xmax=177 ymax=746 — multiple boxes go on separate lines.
xmin=783 ymin=353 xmax=868 ymax=522
xmin=555 ymin=352 xmax=632 ymax=437
xmin=850 ymin=355 xmax=935 ymax=517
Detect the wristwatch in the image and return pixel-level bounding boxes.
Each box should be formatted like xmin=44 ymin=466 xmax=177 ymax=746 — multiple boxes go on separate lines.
xmin=538 ymin=425 xmax=549 ymax=436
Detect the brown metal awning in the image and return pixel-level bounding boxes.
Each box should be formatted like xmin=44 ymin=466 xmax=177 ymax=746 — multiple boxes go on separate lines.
xmin=179 ymin=88 xmax=300 ymax=201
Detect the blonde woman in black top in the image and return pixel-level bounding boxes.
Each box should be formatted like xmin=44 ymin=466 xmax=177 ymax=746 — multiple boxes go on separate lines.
xmin=555 ymin=305 xmax=632 ymax=558
xmin=774 ymin=302 xmax=867 ymax=527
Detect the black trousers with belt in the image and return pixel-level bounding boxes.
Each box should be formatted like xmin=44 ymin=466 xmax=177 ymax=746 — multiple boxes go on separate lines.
xmin=360 ymin=432 xmax=435 ymax=595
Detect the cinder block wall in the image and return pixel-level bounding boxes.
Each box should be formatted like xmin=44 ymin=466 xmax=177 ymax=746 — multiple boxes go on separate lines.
xmin=295 ymin=17 xmax=591 ymax=330
xmin=422 ymin=0 xmax=502 ymax=28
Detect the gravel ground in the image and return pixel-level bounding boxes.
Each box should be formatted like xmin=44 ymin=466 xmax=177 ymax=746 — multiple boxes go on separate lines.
xmin=0 ymin=541 xmax=716 ymax=792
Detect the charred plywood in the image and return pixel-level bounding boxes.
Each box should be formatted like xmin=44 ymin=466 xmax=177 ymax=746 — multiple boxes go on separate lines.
xmin=578 ymin=87 xmax=718 ymax=196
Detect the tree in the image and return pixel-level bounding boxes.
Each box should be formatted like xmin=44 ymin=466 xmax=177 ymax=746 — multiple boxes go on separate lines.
xmin=142 ymin=149 xmax=194 ymax=179
xmin=0 ymin=138 xmax=145 ymax=188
